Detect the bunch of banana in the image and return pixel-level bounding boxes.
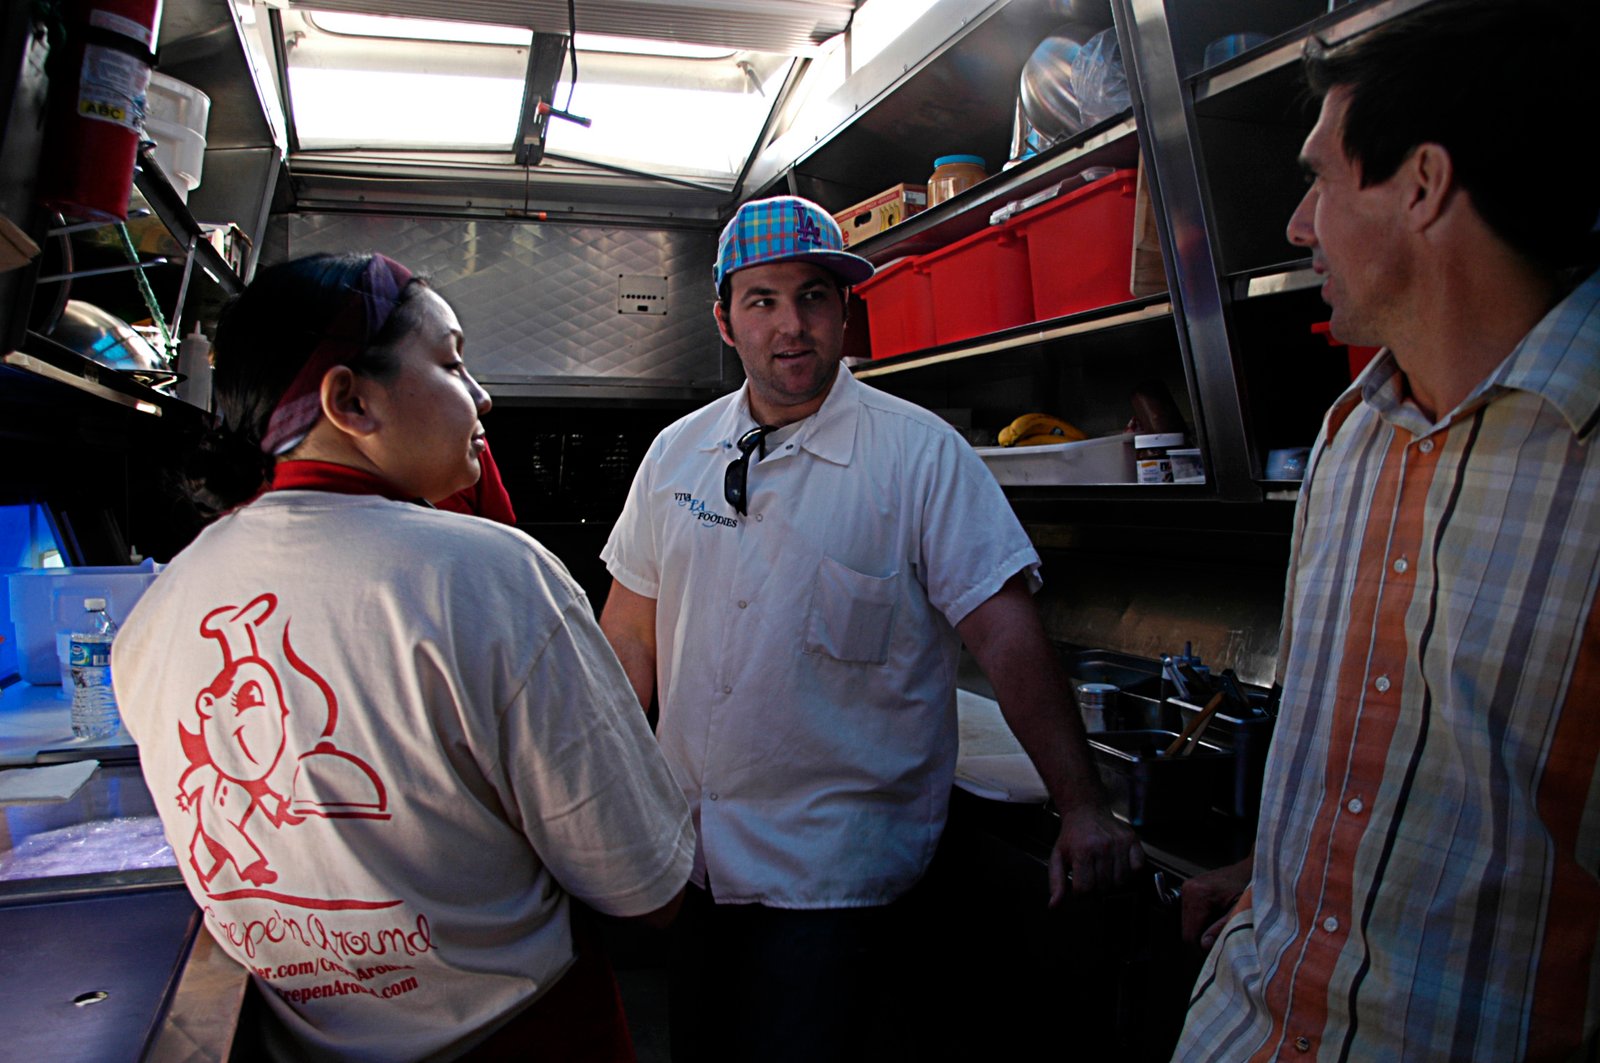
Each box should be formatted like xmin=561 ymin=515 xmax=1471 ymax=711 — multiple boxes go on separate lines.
xmin=998 ymin=412 xmax=1087 ymax=447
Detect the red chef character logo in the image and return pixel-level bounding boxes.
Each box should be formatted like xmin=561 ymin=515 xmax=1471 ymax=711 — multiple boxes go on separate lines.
xmin=177 ymin=593 xmax=389 ymax=901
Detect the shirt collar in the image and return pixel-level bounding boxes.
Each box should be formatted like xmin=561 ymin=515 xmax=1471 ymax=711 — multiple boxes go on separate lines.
xmin=1485 ymin=265 xmax=1600 ymax=440
xmin=701 ymin=363 xmax=860 ymax=466
xmin=1327 ymin=266 xmax=1600 ymax=444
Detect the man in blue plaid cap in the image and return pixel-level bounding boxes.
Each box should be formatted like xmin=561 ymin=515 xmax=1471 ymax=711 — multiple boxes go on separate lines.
xmin=600 ymin=195 xmax=1141 ymax=1061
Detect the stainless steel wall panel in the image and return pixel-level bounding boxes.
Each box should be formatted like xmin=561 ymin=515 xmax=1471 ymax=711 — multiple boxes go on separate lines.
xmin=271 ymin=213 xmax=726 ymax=394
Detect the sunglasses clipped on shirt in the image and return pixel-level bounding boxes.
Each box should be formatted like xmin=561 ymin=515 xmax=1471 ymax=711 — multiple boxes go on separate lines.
xmin=724 ymin=424 xmax=775 ymax=517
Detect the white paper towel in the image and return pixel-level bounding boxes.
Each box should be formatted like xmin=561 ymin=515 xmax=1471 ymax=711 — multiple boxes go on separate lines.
xmin=0 ymin=759 xmax=99 ymax=805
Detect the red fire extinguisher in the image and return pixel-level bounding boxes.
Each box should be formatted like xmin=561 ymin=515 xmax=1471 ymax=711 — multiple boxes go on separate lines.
xmin=38 ymin=0 xmax=165 ymax=221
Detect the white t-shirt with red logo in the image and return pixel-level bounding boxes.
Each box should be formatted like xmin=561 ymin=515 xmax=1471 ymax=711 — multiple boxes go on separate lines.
xmin=114 ymin=491 xmax=694 ymax=1062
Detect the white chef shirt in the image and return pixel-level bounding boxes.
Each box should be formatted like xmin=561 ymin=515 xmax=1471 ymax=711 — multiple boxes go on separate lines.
xmin=602 ymin=364 xmax=1039 ymax=907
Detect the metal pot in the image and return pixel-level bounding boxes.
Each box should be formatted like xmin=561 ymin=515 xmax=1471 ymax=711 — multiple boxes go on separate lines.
xmin=47 ymin=300 xmax=176 ymax=390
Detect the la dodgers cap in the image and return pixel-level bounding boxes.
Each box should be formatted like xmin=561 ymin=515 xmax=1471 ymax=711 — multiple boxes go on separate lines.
xmin=714 ymin=196 xmax=876 ymax=291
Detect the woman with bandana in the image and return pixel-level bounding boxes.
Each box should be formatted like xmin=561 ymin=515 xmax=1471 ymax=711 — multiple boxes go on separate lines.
xmin=112 ymin=252 xmax=693 ymax=1062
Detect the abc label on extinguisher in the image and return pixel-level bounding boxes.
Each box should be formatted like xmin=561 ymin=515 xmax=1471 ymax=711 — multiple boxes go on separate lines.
xmin=76 ymin=45 xmax=150 ymax=133
xmin=39 ymin=0 xmax=163 ymax=222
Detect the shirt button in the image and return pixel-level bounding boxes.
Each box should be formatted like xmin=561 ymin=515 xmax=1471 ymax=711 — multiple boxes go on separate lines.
xmin=1347 ymin=797 xmax=1365 ymax=814
xmin=737 ymin=600 xmax=748 ymax=609
xmin=1393 ymin=556 xmax=1409 ymax=574
xmin=708 ymin=792 xmax=719 ymax=801
xmin=755 ymin=514 xmax=763 ymax=522
xmin=1295 ymin=1036 xmax=1312 ymax=1053
xmin=722 ymin=685 xmax=732 ymax=694
xmin=1419 ymin=439 xmax=1434 ymax=454
xmin=1374 ymin=675 xmax=1391 ymax=693
xmin=1323 ymin=916 xmax=1340 ymax=933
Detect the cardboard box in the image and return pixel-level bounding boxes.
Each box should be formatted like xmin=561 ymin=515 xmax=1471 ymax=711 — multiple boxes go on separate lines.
xmin=834 ymin=184 xmax=927 ymax=247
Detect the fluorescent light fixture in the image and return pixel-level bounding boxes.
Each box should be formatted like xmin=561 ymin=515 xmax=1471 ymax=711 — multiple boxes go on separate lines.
xmin=311 ymin=12 xmax=532 ymax=46
xmin=290 ymin=67 xmax=526 ymax=150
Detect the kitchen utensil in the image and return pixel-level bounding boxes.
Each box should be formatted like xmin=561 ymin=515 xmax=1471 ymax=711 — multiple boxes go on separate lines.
xmin=1220 ymin=669 xmax=1252 ymax=714
xmin=1161 ymin=654 xmax=1190 ymax=702
xmin=46 ymin=300 xmax=178 ymax=390
xmin=1019 ymin=25 xmax=1098 ymax=142
xmin=1179 ymin=701 xmax=1223 ymax=757
xmin=50 ymin=300 xmax=163 ymax=371
xmin=1164 ymin=691 xmax=1225 ymax=757
xmin=1075 ymin=682 xmax=1119 ymax=731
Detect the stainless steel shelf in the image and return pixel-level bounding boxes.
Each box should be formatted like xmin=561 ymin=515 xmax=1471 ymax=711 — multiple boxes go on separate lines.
xmin=1235 ymin=263 xmax=1318 ymax=299
xmin=1192 ymin=0 xmax=1438 ymax=103
xmin=853 ymin=297 xmax=1173 ymax=380
xmin=4 ymin=331 xmax=187 ymax=416
xmin=848 ymin=117 xmax=1141 ymax=266
xmin=132 ymin=147 xmax=244 ymax=300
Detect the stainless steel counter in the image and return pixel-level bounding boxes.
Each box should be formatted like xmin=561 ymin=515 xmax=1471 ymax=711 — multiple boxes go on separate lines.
xmin=0 ymin=685 xmax=248 ymax=1061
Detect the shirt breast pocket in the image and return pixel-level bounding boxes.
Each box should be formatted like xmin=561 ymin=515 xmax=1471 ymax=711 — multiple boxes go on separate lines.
xmin=803 ymin=556 xmax=898 ymax=665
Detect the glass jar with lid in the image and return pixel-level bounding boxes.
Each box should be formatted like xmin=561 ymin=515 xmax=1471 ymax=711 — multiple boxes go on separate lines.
xmin=928 ymin=154 xmax=988 ymax=206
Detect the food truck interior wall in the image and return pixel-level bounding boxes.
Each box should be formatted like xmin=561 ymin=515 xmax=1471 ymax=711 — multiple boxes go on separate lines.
xmin=0 ymin=0 xmax=1314 ymax=684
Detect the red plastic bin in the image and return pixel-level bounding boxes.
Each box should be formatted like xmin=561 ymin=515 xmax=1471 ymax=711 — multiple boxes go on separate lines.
xmin=919 ymin=224 xmax=1034 ymax=345
xmin=854 ymin=256 xmax=936 ymax=360
xmin=1008 ymin=168 xmax=1139 ymax=321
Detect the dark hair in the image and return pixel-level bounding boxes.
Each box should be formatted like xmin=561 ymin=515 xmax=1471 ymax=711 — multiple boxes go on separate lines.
xmin=1304 ymin=0 xmax=1599 ymax=269
xmin=182 ymin=252 xmax=431 ymax=517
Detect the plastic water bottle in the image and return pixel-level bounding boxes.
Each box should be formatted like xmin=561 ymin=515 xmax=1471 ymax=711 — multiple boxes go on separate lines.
xmin=70 ymin=598 xmax=121 ymax=739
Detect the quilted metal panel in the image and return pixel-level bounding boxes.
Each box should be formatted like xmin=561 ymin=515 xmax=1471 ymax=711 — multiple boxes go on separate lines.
xmin=273 ymin=213 xmax=726 ymax=388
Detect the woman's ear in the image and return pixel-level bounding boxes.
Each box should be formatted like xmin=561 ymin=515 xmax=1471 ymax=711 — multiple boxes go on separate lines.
xmin=318 ymin=366 xmax=380 ymax=438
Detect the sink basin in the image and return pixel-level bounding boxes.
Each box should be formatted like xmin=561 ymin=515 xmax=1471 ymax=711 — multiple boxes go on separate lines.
xmin=1067 ymin=649 xmax=1164 ymax=700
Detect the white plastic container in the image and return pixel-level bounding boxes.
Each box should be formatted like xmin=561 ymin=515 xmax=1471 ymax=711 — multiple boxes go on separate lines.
xmin=6 ymin=562 xmax=160 ymax=685
xmin=144 ymin=73 xmax=211 ymax=200
xmin=973 ymin=432 xmax=1136 ymax=486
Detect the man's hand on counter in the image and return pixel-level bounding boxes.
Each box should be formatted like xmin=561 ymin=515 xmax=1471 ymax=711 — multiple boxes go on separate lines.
xmin=955 ymin=574 xmax=1149 ymax=906
xmin=1050 ymin=802 xmax=1146 ymax=904
xmin=1180 ymin=854 xmax=1254 ymax=950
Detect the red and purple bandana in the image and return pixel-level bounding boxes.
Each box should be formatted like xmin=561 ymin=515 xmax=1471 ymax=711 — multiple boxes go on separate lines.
xmin=259 ymin=254 xmax=415 ymax=455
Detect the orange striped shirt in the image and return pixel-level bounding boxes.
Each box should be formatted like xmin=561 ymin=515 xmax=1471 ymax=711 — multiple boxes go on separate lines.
xmin=1175 ymin=268 xmax=1600 ymax=1060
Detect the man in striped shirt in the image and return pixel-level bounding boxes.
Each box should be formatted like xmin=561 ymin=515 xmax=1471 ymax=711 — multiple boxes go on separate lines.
xmin=1173 ymin=1 xmax=1600 ymax=1058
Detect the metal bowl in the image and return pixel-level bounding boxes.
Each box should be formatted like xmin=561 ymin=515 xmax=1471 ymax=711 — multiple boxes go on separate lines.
xmin=47 ymin=300 xmax=178 ymax=389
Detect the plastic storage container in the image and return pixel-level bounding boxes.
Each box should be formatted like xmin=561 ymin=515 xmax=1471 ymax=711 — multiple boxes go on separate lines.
xmin=144 ymin=73 xmax=211 ymax=201
xmin=6 ymin=561 xmax=160 ymax=684
xmin=918 ymin=225 xmax=1033 ymax=344
xmin=1007 ymin=168 xmax=1139 ymax=321
xmin=1167 ymin=447 xmax=1205 ymax=483
xmin=928 ymin=154 xmax=987 ymax=206
xmin=854 ymin=257 xmax=937 ymax=360
xmin=1134 ymin=432 xmax=1187 ymax=483
xmin=972 ymin=432 xmax=1136 ymax=486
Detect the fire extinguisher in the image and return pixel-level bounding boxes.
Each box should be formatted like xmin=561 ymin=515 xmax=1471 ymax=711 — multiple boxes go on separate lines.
xmin=38 ymin=0 xmax=165 ymax=222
